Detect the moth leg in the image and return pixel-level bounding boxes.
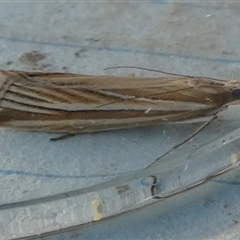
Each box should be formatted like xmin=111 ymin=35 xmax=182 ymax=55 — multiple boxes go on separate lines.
xmin=50 ymin=133 xmax=77 ymax=141
xmin=146 ymin=115 xmax=218 ymax=169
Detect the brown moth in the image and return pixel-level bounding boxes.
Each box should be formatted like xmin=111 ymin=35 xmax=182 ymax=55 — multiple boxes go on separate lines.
xmin=0 ymin=69 xmax=239 ymax=133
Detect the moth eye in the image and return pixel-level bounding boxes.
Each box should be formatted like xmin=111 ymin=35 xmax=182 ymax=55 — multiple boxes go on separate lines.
xmin=230 ymin=87 xmax=240 ymax=101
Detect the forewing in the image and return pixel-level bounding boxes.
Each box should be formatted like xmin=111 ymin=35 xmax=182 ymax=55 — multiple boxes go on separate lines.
xmin=0 ymin=70 xmax=230 ymax=133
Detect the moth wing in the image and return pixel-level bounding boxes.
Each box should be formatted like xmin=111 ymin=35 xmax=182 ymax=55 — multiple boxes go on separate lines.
xmin=0 ymin=70 xmax=230 ymax=133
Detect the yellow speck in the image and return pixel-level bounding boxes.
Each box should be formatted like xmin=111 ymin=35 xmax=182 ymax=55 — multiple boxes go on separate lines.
xmin=91 ymin=199 xmax=102 ymax=221
xmin=230 ymin=153 xmax=238 ymax=164
xmin=92 ymin=199 xmax=100 ymax=207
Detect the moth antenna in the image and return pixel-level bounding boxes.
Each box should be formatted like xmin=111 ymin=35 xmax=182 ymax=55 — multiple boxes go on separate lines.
xmin=104 ymin=66 xmax=187 ymax=77
xmin=104 ymin=66 xmax=226 ymax=82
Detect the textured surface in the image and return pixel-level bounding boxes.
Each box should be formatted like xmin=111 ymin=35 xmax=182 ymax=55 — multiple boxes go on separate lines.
xmin=1 ymin=1 xmax=240 ymax=239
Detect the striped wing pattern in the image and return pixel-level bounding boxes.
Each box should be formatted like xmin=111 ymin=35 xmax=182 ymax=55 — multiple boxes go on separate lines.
xmin=0 ymin=70 xmax=234 ymax=133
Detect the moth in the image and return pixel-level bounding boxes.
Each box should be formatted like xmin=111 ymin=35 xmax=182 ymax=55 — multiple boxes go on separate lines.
xmin=0 ymin=68 xmax=240 ymax=134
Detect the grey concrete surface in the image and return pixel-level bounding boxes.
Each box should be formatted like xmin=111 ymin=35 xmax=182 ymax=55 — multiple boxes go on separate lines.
xmin=1 ymin=1 xmax=240 ymax=239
